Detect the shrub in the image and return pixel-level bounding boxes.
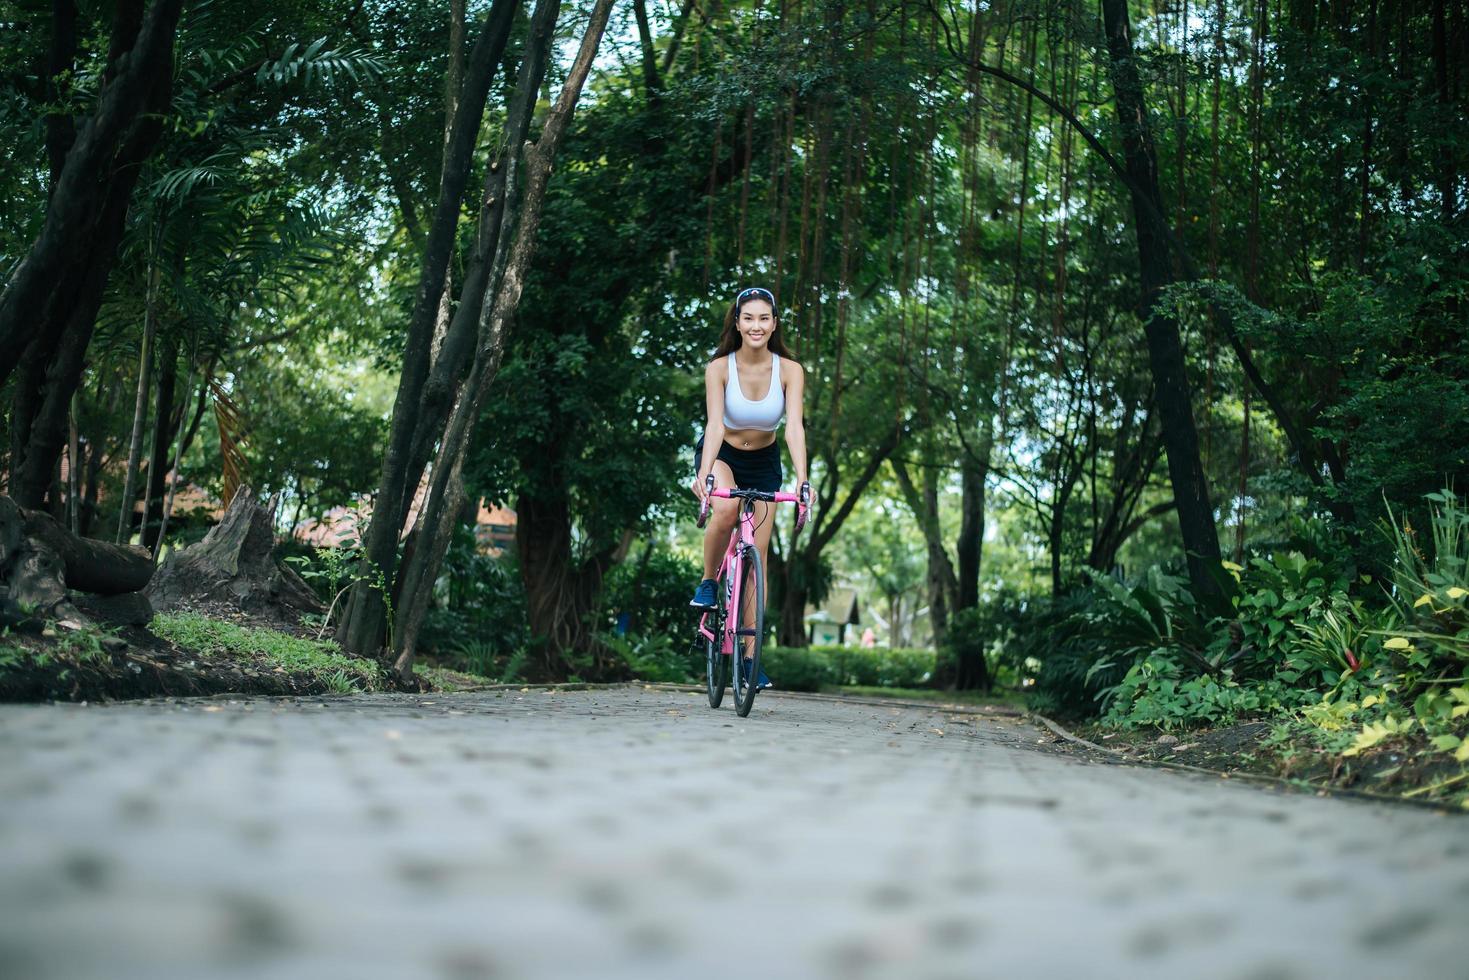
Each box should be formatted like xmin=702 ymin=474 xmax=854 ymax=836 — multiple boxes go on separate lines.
xmin=602 ymin=546 xmax=704 ymax=640
xmin=757 ymin=644 xmax=933 ymax=691
xmin=1015 ymin=575 xmax=1195 ymax=719
xmin=1100 ymin=652 xmax=1317 ymax=730
xmin=418 ymin=528 xmax=530 ymax=671
xmin=603 ymin=631 xmax=702 ymax=683
xmin=760 ymin=645 xmax=840 ymax=692
xmin=1381 ymin=489 xmax=1469 ymax=672
xmin=827 ymin=645 xmax=934 ymax=687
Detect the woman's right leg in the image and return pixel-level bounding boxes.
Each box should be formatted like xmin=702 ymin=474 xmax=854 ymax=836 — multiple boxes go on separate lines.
xmin=701 ymin=459 xmax=738 ymax=580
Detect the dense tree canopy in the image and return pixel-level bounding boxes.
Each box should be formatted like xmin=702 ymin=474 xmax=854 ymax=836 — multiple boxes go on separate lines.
xmin=1 ymin=0 xmax=1465 ymax=693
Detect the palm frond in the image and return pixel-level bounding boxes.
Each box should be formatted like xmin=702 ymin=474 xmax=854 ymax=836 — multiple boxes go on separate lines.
xmin=211 ymin=379 xmax=248 ymax=507
xmin=149 ymin=153 xmax=235 ymax=200
xmin=255 ymin=39 xmax=386 ymax=89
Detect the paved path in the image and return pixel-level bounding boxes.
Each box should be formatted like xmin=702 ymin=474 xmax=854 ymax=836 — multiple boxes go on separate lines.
xmin=1 ymin=688 xmax=1464 ymax=980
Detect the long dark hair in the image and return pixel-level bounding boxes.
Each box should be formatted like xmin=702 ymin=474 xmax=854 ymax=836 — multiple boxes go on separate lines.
xmin=713 ymin=287 xmax=796 ymax=360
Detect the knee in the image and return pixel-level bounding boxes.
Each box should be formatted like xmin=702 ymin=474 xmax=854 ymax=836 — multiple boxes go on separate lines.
xmin=710 ymin=499 xmax=738 ymax=528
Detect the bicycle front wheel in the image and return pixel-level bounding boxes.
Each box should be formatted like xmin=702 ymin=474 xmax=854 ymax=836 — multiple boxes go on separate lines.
xmin=731 ymin=545 xmax=765 ymax=718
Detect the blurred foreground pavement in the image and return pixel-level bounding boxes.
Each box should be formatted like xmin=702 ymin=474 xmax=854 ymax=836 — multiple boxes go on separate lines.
xmin=1 ymin=687 xmax=1465 ymax=980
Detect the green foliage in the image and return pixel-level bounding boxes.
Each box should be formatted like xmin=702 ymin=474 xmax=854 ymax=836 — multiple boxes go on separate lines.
xmin=1381 ymin=490 xmax=1469 ymax=671
xmin=974 ymin=590 xmax=1112 ymax=719
xmin=1222 ymin=547 xmax=1373 ymax=684
xmin=759 ymin=645 xmax=839 ymax=692
xmin=939 ymin=606 xmax=1000 ymax=684
xmin=601 ymin=546 xmax=704 ymax=642
xmin=0 ymin=634 xmax=47 ymax=675
xmin=827 ymin=645 xmax=934 ymax=688
xmin=758 ymin=644 xmax=934 ymax=692
xmin=1010 ymin=576 xmax=1194 ymax=719
xmin=417 ymin=528 xmax=529 ymax=672
xmin=226 ymin=353 xmax=388 ymax=531
xmin=283 ymin=543 xmax=387 ymax=637
xmin=254 ymin=38 xmax=385 ymax=89
xmin=1101 ymin=653 xmax=1317 ymax=731
xmin=150 ymin=612 xmax=380 ymax=691
xmin=602 ymin=632 xmax=699 ymax=684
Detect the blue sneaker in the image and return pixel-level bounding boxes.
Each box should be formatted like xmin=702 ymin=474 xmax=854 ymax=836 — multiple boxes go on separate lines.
xmin=690 ymin=579 xmax=717 ymax=609
xmin=740 ymin=658 xmax=773 ymax=690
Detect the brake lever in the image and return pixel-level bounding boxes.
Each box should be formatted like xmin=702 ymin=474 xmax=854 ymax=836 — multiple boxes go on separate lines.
xmin=696 ymin=473 xmax=715 ymax=528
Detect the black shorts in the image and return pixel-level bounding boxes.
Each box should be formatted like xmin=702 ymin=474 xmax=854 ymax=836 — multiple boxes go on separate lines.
xmin=694 ymin=435 xmax=783 ymax=493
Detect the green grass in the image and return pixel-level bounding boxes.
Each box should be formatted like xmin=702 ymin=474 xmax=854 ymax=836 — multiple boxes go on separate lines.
xmin=0 ymin=638 xmax=38 ymax=674
xmin=833 ymin=685 xmax=1028 ymax=709
xmin=150 ymin=612 xmax=381 ymax=691
xmin=0 ymin=624 xmax=116 ymax=676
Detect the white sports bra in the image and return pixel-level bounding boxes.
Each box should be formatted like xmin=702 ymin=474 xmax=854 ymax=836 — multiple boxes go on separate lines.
xmin=722 ymin=352 xmax=785 ymax=432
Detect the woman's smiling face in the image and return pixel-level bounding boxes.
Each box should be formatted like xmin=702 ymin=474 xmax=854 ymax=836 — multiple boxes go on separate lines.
xmin=738 ymin=299 xmax=775 ymax=349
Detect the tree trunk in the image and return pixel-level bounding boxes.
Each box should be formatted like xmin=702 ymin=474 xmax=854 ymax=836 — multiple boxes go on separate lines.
xmin=337 ymin=0 xmax=525 ymax=658
xmin=1100 ymin=0 xmax=1222 ymax=597
xmin=67 ymin=391 xmax=80 ymax=533
xmin=772 ymin=550 xmax=818 ymax=648
xmin=1432 ymin=0 xmax=1457 ymax=221
xmin=147 ymin=486 xmax=320 ymax=617
xmin=890 ymin=457 xmax=957 ymax=642
xmin=12 ymin=70 xmax=171 ymax=515
xmin=514 ymin=491 xmax=622 ymax=679
xmin=141 ymin=340 xmax=177 ymax=551
xmin=44 ymin=0 xmax=79 ymax=188
xmin=152 ymin=357 xmax=196 ymax=559
xmin=1 ymin=497 xmax=154 ymax=596
xmin=362 ymin=0 xmax=616 ymax=677
xmin=116 ymin=269 xmax=156 ymax=543
xmin=0 ymin=0 xmax=183 ymax=386
xmin=955 ymin=425 xmax=991 ymax=611
xmin=397 ymin=0 xmax=560 ymax=529
xmin=390 ymin=458 xmax=469 ymax=675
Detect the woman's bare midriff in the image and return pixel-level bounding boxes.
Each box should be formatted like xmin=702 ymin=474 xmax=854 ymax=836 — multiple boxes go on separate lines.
xmin=724 ymin=429 xmax=778 ymax=451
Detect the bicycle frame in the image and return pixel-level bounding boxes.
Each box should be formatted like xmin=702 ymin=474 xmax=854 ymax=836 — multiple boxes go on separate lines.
xmin=697 ymin=488 xmax=801 ymax=656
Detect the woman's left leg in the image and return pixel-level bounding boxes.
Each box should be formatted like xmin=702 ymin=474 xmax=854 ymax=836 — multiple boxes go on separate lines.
xmin=742 ymin=500 xmax=776 ymax=663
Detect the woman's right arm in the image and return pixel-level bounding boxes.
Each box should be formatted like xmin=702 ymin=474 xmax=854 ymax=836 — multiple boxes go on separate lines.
xmin=693 ymin=360 xmax=725 ymax=500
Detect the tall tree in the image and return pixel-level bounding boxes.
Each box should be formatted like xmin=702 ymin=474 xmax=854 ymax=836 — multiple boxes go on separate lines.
xmin=1098 ymin=0 xmax=1222 ymax=595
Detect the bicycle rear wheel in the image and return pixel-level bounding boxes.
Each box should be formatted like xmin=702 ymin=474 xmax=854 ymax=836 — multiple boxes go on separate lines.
xmin=704 ymin=606 xmax=728 ymax=708
xmin=731 ymin=545 xmax=765 ymax=718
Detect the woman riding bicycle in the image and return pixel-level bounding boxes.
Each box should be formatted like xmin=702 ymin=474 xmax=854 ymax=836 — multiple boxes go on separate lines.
xmin=690 ymin=286 xmax=809 ymax=690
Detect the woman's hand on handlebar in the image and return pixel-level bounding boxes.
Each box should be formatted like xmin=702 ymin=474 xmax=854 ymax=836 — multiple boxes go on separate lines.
xmin=695 ymin=474 xmax=716 ymax=529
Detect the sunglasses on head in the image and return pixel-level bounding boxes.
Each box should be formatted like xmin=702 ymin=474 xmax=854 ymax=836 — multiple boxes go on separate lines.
xmin=737 ymin=287 xmax=775 ymax=305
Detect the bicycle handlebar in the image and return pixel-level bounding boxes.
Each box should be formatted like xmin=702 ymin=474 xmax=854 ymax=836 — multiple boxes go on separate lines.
xmin=708 ymin=488 xmax=802 ymax=503
xmin=697 ymin=474 xmax=811 ymax=532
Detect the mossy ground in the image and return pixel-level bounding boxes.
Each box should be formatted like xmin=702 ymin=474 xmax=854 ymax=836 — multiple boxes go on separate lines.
xmin=0 ymin=608 xmax=387 ymax=702
xmin=150 ymin=612 xmax=380 ymax=693
xmin=1069 ymin=717 xmax=1469 ymax=811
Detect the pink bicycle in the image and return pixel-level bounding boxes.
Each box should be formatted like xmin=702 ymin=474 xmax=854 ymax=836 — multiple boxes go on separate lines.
xmin=695 ymin=475 xmax=809 ymax=716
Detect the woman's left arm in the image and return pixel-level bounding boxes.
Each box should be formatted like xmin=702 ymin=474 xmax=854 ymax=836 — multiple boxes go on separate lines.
xmin=784 ymin=359 xmax=808 ymax=486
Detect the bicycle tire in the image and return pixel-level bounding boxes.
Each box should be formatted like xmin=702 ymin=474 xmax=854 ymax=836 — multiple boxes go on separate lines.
xmin=704 ymin=605 xmax=728 ymax=708
xmin=731 ymin=544 xmax=764 ymax=717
